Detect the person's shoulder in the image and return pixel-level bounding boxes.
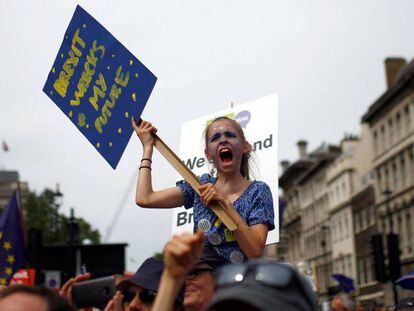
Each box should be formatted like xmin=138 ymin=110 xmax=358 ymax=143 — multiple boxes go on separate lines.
xmin=251 ymin=180 xmax=271 ymax=193
xmin=199 ymin=173 xmax=215 ymax=183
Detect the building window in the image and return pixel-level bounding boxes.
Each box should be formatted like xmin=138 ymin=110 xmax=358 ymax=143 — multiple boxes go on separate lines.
xmin=377 ymin=168 xmax=382 ymax=191
xmin=407 ymin=211 xmax=412 ymax=253
xmin=365 ymin=257 xmax=372 ymax=283
xmin=369 ymin=205 xmax=376 ymax=226
xmin=361 ymin=208 xmax=368 ymax=230
xmin=358 ymin=258 xmax=365 ymax=285
xmin=382 ymin=218 xmax=387 ymax=234
xmin=389 ymin=118 xmax=394 ymax=145
xmin=344 ymin=216 xmax=349 ymax=238
xmin=397 ymin=214 xmax=405 ymax=252
xmin=381 ymin=125 xmax=386 ymax=150
xmin=355 ymin=212 xmax=361 ymax=233
xmin=385 ymin=168 xmax=389 ymax=189
xmin=373 ymin=130 xmax=378 ymax=155
xmin=404 ymin=105 xmax=411 ymax=132
xmin=401 ymin=156 xmax=407 ymax=187
xmin=396 ymin=112 xmax=402 ymax=140
xmin=392 ymin=162 xmax=398 ymax=190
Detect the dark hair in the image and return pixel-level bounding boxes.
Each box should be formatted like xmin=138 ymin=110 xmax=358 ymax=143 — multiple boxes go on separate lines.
xmin=0 ymin=285 xmax=75 ymax=311
xmin=204 ymin=117 xmax=252 ymax=180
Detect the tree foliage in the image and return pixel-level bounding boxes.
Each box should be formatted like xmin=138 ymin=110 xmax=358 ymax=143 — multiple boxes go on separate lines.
xmin=24 ymin=188 xmax=100 ymax=245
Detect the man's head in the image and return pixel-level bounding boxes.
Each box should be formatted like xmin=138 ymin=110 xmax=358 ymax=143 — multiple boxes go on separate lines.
xmin=207 ymin=260 xmax=317 ymax=311
xmin=0 ymin=285 xmax=75 ymax=311
xmin=396 ymin=297 xmax=414 ymax=311
xmin=184 ymin=246 xmax=225 ymax=311
xmin=117 ymin=257 xmax=184 ymax=311
xmin=331 ymin=294 xmax=355 ymax=311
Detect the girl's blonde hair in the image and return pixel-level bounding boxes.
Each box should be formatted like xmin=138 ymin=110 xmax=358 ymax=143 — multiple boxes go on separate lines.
xmin=204 ymin=116 xmax=252 ymax=180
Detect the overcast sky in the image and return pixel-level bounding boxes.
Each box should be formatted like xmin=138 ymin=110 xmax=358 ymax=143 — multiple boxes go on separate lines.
xmin=1 ymin=0 xmax=414 ymax=271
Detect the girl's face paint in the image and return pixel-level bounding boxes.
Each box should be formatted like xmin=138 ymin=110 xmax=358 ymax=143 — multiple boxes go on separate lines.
xmin=205 ymin=120 xmax=246 ymax=175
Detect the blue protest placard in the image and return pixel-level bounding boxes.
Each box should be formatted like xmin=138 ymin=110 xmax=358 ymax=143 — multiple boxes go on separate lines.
xmin=43 ymin=5 xmax=157 ymax=169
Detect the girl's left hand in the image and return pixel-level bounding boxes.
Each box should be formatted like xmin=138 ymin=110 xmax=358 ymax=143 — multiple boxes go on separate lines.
xmin=199 ymin=183 xmax=228 ymax=206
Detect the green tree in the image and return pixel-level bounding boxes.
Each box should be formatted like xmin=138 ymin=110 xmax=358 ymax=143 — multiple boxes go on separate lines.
xmin=24 ymin=188 xmax=100 ymax=245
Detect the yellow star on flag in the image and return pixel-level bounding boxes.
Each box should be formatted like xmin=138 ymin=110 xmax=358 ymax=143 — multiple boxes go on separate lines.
xmin=0 ymin=231 xmax=3 ymax=240
xmin=5 ymin=267 xmax=12 ymax=276
xmin=3 ymin=241 xmax=11 ymax=251
xmin=0 ymin=278 xmax=7 ymax=285
xmin=7 ymin=255 xmax=15 ymax=264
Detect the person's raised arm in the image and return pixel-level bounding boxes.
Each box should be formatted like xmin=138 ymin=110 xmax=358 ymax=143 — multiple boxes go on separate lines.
xmin=153 ymin=231 xmax=204 ymax=311
xmin=199 ymin=183 xmax=268 ymax=259
xmin=132 ymin=118 xmax=184 ymax=208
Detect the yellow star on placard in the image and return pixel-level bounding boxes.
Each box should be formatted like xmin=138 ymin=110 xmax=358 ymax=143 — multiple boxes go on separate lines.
xmin=7 ymin=255 xmax=15 ymax=264
xmin=0 ymin=278 xmax=7 ymax=285
xmin=5 ymin=267 xmax=12 ymax=276
xmin=3 ymin=241 xmax=11 ymax=251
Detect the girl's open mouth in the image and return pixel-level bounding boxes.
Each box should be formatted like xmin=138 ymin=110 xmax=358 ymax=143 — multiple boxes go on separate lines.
xmin=219 ymin=148 xmax=233 ymax=163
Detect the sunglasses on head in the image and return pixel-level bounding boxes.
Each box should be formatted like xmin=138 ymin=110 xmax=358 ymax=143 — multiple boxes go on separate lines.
xmin=187 ymin=267 xmax=214 ymax=280
xmin=214 ymin=261 xmax=294 ymax=288
xmin=122 ymin=288 xmax=157 ymax=304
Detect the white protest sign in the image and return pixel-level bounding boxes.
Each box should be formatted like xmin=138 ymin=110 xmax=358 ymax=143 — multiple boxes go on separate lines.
xmin=171 ymin=93 xmax=279 ymax=244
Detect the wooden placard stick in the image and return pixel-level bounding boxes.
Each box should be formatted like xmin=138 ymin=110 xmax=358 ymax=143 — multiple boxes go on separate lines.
xmin=152 ymin=133 xmax=238 ymax=231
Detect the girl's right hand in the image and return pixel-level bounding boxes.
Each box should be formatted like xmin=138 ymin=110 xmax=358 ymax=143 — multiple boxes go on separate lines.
xmin=131 ymin=117 xmax=157 ymax=148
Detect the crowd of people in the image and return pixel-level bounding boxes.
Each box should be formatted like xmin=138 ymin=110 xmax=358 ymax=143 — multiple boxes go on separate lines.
xmin=0 ymin=231 xmax=317 ymax=311
xmin=0 ymin=117 xmax=411 ymax=310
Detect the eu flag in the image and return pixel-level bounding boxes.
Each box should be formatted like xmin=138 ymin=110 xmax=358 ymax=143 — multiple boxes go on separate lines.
xmin=332 ymin=274 xmax=355 ymax=293
xmin=0 ymin=191 xmax=26 ymax=285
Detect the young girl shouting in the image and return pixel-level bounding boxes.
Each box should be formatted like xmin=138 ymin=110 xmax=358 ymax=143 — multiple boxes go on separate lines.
xmin=132 ymin=116 xmax=274 ymax=264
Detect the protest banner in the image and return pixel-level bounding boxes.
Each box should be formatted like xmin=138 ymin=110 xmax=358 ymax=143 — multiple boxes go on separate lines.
xmin=171 ymin=94 xmax=279 ymax=244
xmin=43 ymin=5 xmax=157 ymax=169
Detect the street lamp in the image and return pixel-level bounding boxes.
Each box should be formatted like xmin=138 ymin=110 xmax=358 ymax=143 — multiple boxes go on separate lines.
xmin=53 ymin=183 xmax=63 ymax=234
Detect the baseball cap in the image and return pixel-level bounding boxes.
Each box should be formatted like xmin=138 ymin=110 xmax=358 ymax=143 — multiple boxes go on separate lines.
xmin=208 ymin=259 xmax=317 ymax=311
xmin=396 ymin=297 xmax=414 ymax=310
xmin=198 ymin=246 xmax=227 ymax=270
xmin=117 ymin=257 xmax=185 ymax=305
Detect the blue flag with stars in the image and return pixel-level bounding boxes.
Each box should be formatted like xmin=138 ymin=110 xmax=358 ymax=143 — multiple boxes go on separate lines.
xmin=0 ymin=191 xmax=26 ymax=285
xmin=43 ymin=5 xmax=157 ymax=169
xmin=332 ymin=274 xmax=355 ymax=293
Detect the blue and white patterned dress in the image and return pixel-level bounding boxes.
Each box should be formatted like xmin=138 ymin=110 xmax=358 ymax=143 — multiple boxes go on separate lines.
xmin=177 ymin=173 xmax=275 ymax=264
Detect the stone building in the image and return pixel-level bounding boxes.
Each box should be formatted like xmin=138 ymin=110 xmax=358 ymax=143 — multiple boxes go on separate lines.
xmin=279 ymin=141 xmax=341 ymax=303
xmin=361 ymin=57 xmax=414 ymax=305
xmin=326 ymin=135 xmax=359 ymax=285
xmin=0 ymin=170 xmax=29 ymax=210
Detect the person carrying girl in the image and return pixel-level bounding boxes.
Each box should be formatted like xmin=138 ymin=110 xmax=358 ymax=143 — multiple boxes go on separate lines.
xmin=132 ymin=116 xmax=274 ymax=264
